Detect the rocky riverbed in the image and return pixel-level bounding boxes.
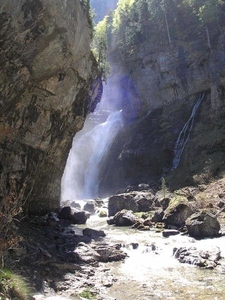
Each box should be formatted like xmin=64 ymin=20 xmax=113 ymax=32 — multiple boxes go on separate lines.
xmin=5 ymin=177 xmax=225 ymax=299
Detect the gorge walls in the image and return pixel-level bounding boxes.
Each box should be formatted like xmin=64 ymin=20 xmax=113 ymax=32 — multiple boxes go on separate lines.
xmin=98 ymin=31 xmax=225 ymax=196
xmin=0 ymin=0 xmax=100 ymax=214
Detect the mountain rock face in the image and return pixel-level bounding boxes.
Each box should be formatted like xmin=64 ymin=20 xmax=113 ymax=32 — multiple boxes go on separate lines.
xmin=0 ymin=0 xmax=100 ymax=214
xmin=98 ymin=33 xmax=225 ymax=196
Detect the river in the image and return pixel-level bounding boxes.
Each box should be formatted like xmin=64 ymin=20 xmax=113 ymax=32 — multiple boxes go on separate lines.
xmin=84 ymin=210 xmax=225 ymax=300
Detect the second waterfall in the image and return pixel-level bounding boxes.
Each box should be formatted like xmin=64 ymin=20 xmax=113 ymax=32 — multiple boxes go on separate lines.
xmin=61 ymin=86 xmax=123 ymax=201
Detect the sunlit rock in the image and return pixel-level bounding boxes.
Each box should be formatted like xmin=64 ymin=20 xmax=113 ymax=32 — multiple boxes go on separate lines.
xmin=186 ymin=211 xmax=221 ymax=238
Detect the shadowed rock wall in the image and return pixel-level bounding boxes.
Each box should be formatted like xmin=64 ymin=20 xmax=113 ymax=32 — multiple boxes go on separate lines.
xmin=0 ymin=0 xmax=100 ymax=214
xmin=98 ymin=32 xmax=225 ymax=196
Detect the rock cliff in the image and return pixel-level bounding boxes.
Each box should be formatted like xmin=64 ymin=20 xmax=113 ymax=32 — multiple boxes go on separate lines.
xmin=98 ymin=30 xmax=225 ymax=196
xmin=0 ymin=0 xmax=101 ymax=214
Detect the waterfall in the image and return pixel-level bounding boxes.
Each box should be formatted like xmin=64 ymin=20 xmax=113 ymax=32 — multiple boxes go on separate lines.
xmin=172 ymin=93 xmax=205 ymax=170
xmin=61 ymin=96 xmax=123 ymax=201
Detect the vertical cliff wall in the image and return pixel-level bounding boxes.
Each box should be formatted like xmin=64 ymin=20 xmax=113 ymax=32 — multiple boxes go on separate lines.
xmin=0 ymin=0 xmax=100 ymax=214
xmin=98 ymin=32 xmax=225 ymax=196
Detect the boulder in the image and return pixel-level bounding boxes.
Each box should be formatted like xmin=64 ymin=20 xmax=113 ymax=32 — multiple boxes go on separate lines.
xmin=71 ymin=210 xmax=89 ymax=224
xmin=83 ymin=228 xmax=106 ymax=238
xmin=163 ymin=195 xmax=194 ymax=227
xmin=151 ymin=208 xmax=164 ymax=223
xmin=162 ymin=229 xmax=180 ymax=238
xmin=84 ymin=200 xmax=96 ymax=214
xmin=95 ymin=243 xmax=128 ymax=262
xmin=135 ymin=195 xmax=154 ymax=212
xmin=58 ymin=206 xmax=72 ymax=220
xmin=113 ymin=209 xmax=137 ymax=226
xmin=108 ymin=193 xmax=138 ymax=216
xmin=185 ymin=211 xmax=221 ymax=238
xmin=57 ymin=206 xmax=88 ymax=224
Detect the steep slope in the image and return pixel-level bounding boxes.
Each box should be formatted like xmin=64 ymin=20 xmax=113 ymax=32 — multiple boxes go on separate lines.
xmin=0 ymin=0 xmax=101 ymax=214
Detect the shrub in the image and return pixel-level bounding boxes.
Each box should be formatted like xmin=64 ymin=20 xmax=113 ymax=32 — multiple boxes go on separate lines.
xmin=0 ymin=175 xmax=26 ymax=268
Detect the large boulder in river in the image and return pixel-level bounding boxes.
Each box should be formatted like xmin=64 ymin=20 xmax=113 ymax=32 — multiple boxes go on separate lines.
xmin=185 ymin=211 xmax=221 ymax=238
xmin=108 ymin=193 xmax=138 ymax=216
xmin=58 ymin=206 xmax=88 ymax=224
xmin=163 ymin=194 xmax=194 ymax=228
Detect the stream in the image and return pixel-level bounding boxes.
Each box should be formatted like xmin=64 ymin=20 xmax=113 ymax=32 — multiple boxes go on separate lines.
xmin=83 ymin=208 xmax=225 ymax=300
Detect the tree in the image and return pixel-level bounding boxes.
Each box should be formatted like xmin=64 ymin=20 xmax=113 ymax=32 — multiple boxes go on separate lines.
xmin=92 ymin=16 xmax=110 ymax=80
xmin=186 ymin=0 xmax=224 ymax=49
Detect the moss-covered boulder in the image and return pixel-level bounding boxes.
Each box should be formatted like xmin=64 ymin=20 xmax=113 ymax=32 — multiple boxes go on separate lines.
xmin=163 ymin=194 xmax=194 ymax=228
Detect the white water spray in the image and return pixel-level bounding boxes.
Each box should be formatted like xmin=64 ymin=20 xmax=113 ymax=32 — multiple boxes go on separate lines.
xmin=172 ymin=93 xmax=205 ymax=170
xmin=61 ymin=94 xmax=123 ymax=201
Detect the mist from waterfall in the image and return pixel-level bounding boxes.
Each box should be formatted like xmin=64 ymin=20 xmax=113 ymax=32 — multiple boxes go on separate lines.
xmin=172 ymin=93 xmax=205 ymax=170
xmin=61 ymin=84 xmax=123 ymax=201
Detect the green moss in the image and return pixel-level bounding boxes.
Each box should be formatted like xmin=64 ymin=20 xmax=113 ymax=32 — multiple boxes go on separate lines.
xmin=79 ymin=289 xmax=97 ymax=299
xmin=166 ymin=194 xmax=188 ymax=212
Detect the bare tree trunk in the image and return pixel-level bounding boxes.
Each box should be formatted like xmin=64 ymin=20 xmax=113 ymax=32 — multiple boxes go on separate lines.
xmin=164 ymin=7 xmax=172 ymax=45
xmin=205 ymin=26 xmax=211 ymax=49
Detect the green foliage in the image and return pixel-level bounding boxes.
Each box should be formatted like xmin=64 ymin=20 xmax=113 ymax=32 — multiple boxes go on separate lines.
xmin=0 ymin=175 xmax=26 ymax=268
xmin=0 ymin=269 xmax=32 ymax=299
xmin=92 ymin=16 xmax=110 ymax=81
xmin=105 ymin=0 xmax=225 ymax=57
xmin=79 ymin=288 xmax=97 ymax=299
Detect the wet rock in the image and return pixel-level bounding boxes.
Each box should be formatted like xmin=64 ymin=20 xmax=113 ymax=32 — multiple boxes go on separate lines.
xmin=93 ymin=243 xmax=127 ymax=262
xmin=107 ymin=217 xmax=115 ymax=225
xmin=71 ymin=210 xmax=89 ymax=224
xmin=185 ymin=211 xmax=221 ymax=238
xmin=163 ymin=195 xmax=194 ymax=227
xmin=84 ymin=200 xmax=96 ymax=214
xmin=83 ymin=228 xmax=106 ymax=238
xmin=58 ymin=206 xmax=72 ymax=220
xmin=162 ymin=229 xmax=180 ymax=238
xmin=151 ymin=208 xmax=164 ymax=223
xmin=113 ymin=209 xmax=137 ymax=226
xmin=58 ymin=206 xmax=89 ymax=224
xmin=173 ymin=246 xmax=221 ymax=269
xmin=130 ymin=242 xmax=139 ymax=249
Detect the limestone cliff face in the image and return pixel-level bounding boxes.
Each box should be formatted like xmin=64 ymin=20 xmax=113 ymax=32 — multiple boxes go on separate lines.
xmin=98 ymin=33 xmax=225 ymax=196
xmin=0 ymin=0 xmax=100 ymax=214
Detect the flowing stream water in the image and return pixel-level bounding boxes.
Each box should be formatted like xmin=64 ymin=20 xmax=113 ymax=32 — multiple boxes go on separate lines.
xmin=85 ymin=211 xmax=225 ymax=300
